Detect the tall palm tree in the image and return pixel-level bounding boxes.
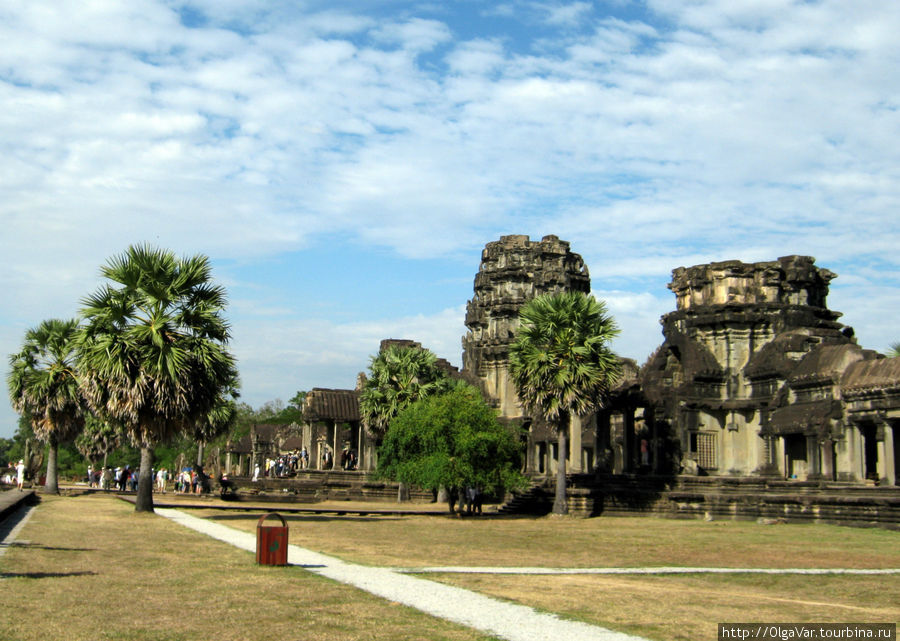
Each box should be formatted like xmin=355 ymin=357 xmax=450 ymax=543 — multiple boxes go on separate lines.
xmin=77 ymin=244 xmax=239 ymax=512
xmin=359 ymin=344 xmax=452 ymax=439
xmin=8 ymin=318 xmax=85 ymax=494
xmin=509 ymin=291 xmax=621 ymax=515
xmin=75 ymin=414 xmax=122 ymax=470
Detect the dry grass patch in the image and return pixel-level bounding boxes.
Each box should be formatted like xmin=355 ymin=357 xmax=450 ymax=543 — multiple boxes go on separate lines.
xmin=427 ymin=572 xmax=900 ymax=641
xmin=0 ymin=495 xmax=495 ymax=641
xmin=198 ymin=509 xmax=899 ymax=570
xmin=196 ymin=507 xmax=899 ymax=641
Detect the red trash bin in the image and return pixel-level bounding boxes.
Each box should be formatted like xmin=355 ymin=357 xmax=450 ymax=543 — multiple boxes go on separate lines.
xmin=256 ymin=512 xmax=289 ymax=566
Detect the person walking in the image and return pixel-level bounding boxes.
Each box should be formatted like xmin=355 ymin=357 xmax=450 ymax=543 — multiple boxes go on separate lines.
xmin=16 ymin=459 xmax=25 ymax=491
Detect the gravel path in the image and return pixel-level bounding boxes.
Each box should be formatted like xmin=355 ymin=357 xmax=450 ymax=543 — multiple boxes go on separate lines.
xmin=157 ymin=508 xmax=648 ymax=641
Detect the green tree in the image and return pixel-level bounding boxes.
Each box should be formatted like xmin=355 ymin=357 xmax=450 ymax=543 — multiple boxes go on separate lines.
xmin=887 ymin=342 xmax=900 ymax=358
xmin=359 ymin=344 xmax=452 ymax=440
xmin=509 ymin=291 xmax=621 ymax=515
xmin=287 ymin=390 xmax=307 ymax=411
xmin=7 ymin=318 xmax=85 ymax=493
xmin=77 ymin=245 xmax=239 ymax=512
xmin=377 ymin=382 xmax=527 ymax=512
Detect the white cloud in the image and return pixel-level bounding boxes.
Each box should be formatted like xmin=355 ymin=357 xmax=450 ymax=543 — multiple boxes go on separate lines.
xmin=231 ymin=305 xmax=467 ymax=405
xmin=541 ymin=2 xmax=594 ymax=27
xmin=1 ymin=1 xmax=898 ymax=438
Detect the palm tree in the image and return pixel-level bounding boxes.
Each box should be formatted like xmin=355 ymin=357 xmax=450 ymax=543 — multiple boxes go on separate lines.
xmin=509 ymin=291 xmax=621 ymax=515
xmin=888 ymin=342 xmax=900 ymax=358
xmin=359 ymin=344 xmax=452 ymax=439
xmin=75 ymin=414 xmax=122 ymax=470
xmin=8 ymin=318 xmax=85 ymax=494
xmin=360 ymin=343 xmax=452 ymax=500
xmin=77 ymin=244 xmax=239 ymax=512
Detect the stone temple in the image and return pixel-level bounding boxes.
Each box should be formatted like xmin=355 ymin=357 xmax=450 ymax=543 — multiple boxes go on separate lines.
xmin=462 ymin=237 xmax=899 ymax=490
xmin=230 ymin=234 xmax=899 ymax=523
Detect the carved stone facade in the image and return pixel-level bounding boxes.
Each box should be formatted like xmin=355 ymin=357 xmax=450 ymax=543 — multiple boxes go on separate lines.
xmin=641 ymin=255 xmax=900 ymax=484
xmin=462 ymin=239 xmax=900 ymax=487
xmin=462 ymin=234 xmax=590 ymax=419
xmin=461 ymin=234 xmax=593 ymax=473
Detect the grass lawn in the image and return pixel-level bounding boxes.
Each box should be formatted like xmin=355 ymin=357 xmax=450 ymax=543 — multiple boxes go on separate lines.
xmin=2 ymin=494 xmax=897 ymax=641
xmin=0 ymin=495 xmax=495 ymax=641
xmin=194 ymin=505 xmax=900 ymax=641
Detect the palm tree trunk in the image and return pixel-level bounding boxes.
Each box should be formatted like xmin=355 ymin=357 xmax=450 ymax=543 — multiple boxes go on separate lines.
xmin=44 ymin=435 xmax=60 ymax=494
xmin=553 ymin=415 xmax=569 ymax=515
xmin=134 ymin=446 xmax=155 ymax=513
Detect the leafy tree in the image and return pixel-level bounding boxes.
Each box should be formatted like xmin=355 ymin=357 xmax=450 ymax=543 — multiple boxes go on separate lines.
xmin=255 ymin=396 xmax=304 ymax=426
xmin=77 ymin=245 xmax=239 ymax=512
xmin=7 ymin=318 xmax=85 ymax=493
xmin=359 ymin=344 xmax=452 ymax=440
xmin=377 ymin=383 xmax=527 ymax=512
xmin=509 ymin=291 xmax=621 ymax=515
xmin=288 ymin=390 xmax=307 ymax=411
xmin=888 ymin=342 xmax=900 ymax=358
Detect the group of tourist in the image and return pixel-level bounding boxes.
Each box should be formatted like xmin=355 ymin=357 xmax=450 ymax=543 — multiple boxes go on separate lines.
xmin=171 ymin=466 xmax=210 ymax=494
xmin=80 ymin=464 xmax=212 ymax=494
xmin=260 ymin=448 xmax=310 ymax=478
xmin=86 ymin=465 xmax=140 ymax=491
xmin=318 ymin=447 xmax=359 ymax=470
xmin=2 ymin=460 xmax=26 ymax=490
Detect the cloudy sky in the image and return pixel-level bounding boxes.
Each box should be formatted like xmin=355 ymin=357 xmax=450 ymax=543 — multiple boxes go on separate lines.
xmin=2 ymin=0 xmax=898 ymax=439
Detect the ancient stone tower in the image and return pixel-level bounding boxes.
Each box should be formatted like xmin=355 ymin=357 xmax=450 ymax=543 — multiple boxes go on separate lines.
xmin=643 ymin=255 xmax=856 ymax=476
xmin=462 ymin=234 xmax=590 ymax=419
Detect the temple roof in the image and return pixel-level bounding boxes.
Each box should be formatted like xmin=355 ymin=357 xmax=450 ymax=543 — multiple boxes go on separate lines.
xmin=744 ymin=330 xmax=820 ymax=379
xmin=788 ymin=344 xmax=870 ymax=386
xmin=303 ymin=388 xmax=360 ymax=423
xmin=766 ymin=399 xmax=842 ymax=435
xmin=841 ymin=357 xmax=900 ymax=394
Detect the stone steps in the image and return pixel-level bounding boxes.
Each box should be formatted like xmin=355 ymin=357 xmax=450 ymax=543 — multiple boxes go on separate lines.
xmin=498 ymin=482 xmax=552 ymax=515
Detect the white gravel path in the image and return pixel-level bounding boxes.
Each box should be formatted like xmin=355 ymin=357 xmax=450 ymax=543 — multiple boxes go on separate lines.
xmin=157 ymin=508 xmax=648 ymax=641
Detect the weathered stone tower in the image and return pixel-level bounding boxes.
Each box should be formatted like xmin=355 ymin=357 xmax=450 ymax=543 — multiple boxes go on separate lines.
xmin=642 ymin=255 xmax=856 ymax=476
xmin=462 ymin=234 xmax=590 ymax=419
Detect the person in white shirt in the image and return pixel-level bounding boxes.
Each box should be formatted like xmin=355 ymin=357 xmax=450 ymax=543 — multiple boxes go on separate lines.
xmin=16 ymin=460 xmax=25 ymax=491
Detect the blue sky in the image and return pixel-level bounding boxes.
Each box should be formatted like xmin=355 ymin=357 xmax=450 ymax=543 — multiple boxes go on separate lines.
xmin=2 ymin=1 xmax=899 ymax=439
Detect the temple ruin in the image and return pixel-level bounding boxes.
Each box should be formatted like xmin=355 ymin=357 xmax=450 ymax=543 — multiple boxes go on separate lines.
xmin=462 ymin=239 xmax=899 ymax=489
xmin=228 ymin=234 xmax=899 ymax=523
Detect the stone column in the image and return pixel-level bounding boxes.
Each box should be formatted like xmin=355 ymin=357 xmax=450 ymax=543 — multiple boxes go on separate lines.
xmin=887 ymin=423 xmax=898 ymax=486
xmin=570 ymin=415 xmax=582 ymax=474
xmin=876 ymin=421 xmax=893 ymax=484
xmin=775 ymin=436 xmax=786 ymax=478
xmin=806 ymin=436 xmax=821 ymax=480
xmin=331 ymin=421 xmax=339 ymax=467
xmin=822 ymin=439 xmax=835 ymax=481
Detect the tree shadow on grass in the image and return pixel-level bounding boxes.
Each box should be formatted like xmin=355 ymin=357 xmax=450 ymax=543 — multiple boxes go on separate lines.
xmin=1 ymin=542 xmax=96 ymax=551
xmin=1 ymin=570 xmax=97 ymax=579
xmin=206 ymin=513 xmax=405 ymax=523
